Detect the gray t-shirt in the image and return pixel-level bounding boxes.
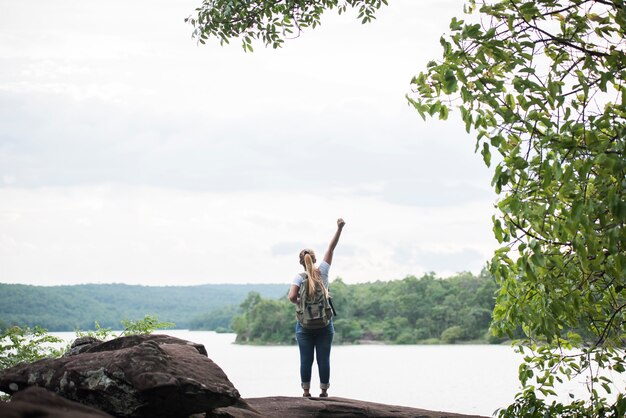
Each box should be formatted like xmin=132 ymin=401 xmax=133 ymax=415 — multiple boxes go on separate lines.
xmin=292 ymin=261 xmax=330 ymax=289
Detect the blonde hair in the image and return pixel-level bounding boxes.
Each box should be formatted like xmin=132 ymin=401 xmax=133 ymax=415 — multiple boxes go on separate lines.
xmin=300 ymin=250 xmax=328 ymax=299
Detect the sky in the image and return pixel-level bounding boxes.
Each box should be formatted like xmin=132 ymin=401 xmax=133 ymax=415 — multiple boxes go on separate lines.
xmin=0 ymin=0 xmax=497 ymax=286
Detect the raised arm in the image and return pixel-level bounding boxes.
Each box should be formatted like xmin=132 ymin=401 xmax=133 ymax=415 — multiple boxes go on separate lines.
xmin=323 ymin=218 xmax=346 ymax=265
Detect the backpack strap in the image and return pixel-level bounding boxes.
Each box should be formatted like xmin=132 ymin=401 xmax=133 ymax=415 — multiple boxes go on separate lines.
xmin=329 ymin=298 xmax=337 ymax=317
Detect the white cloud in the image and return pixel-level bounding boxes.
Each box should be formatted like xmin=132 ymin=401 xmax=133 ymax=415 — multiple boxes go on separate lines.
xmin=0 ymin=0 xmax=500 ymax=286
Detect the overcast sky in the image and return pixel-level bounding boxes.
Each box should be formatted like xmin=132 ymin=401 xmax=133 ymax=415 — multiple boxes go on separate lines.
xmin=0 ymin=0 xmax=497 ymax=286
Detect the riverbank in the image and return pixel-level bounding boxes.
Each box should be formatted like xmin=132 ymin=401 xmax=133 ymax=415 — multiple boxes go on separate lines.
xmin=1 ymin=333 xmax=491 ymax=418
xmin=47 ymin=330 xmax=520 ymax=416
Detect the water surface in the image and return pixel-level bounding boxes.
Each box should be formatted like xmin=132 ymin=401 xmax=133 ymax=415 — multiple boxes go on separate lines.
xmin=51 ymin=330 xmax=619 ymax=417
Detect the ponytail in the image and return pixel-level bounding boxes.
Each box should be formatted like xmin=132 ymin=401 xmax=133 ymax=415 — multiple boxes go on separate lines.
xmin=303 ymin=253 xmax=328 ymax=299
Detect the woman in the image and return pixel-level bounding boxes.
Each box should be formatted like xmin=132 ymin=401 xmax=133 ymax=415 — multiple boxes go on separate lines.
xmin=288 ymin=218 xmax=345 ymax=398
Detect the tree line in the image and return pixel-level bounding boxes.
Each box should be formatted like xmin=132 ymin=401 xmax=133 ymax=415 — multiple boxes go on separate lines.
xmin=221 ymin=270 xmax=501 ymax=345
xmin=0 ymin=283 xmax=285 ymax=331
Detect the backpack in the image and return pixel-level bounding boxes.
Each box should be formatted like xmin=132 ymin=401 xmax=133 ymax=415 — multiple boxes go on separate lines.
xmin=296 ymin=272 xmax=334 ymax=329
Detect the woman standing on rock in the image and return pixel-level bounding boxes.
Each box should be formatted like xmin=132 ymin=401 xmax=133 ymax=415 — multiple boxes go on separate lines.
xmin=288 ymin=218 xmax=345 ymax=398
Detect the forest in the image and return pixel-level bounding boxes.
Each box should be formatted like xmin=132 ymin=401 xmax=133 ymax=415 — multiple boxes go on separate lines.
xmin=0 ymin=283 xmax=285 ymax=331
xmin=1 ymin=272 xmax=500 ymax=346
xmin=224 ymin=271 xmax=501 ymax=345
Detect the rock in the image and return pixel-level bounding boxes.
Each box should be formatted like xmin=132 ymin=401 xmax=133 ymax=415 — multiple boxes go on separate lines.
xmin=209 ymin=396 xmax=489 ymax=418
xmin=0 ymin=386 xmax=114 ymax=418
xmin=208 ymin=398 xmax=264 ymax=418
xmin=63 ymin=336 xmax=103 ymax=357
xmin=73 ymin=334 xmax=209 ymax=357
xmin=0 ymin=334 xmax=239 ymax=418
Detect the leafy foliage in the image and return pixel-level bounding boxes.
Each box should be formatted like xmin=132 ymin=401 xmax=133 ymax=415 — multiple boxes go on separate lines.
xmin=233 ymin=292 xmax=296 ymax=344
xmin=408 ymin=0 xmax=625 ymax=415
xmin=1 ymin=316 xmax=176 ymax=374
xmin=186 ymin=0 xmax=388 ymax=50
xmin=76 ymin=315 xmax=176 ymax=340
xmin=498 ymin=389 xmax=626 ymax=418
xmin=0 ymin=326 xmax=63 ymax=370
xmin=75 ymin=321 xmax=115 ymax=341
xmin=230 ymin=271 xmax=498 ymax=345
xmin=119 ymin=315 xmax=175 ymax=336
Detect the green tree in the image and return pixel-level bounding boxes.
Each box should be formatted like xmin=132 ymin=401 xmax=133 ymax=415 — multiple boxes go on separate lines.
xmin=410 ymin=1 xmax=625 ymax=415
xmin=441 ymin=325 xmax=465 ymax=344
xmin=0 ymin=326 xmax=63 ymax=370
xmin=229 ymin=273 xmax=496 ymax=345
xmin=186 ymin=0 xmax=387 ymax=50
xmin=333 ymin=318 xmax=364 ymax=343
xmin=232 ymin=292 xmax=294 ymax=344
xmin=188 ymin=0 xmax=625 ymax=415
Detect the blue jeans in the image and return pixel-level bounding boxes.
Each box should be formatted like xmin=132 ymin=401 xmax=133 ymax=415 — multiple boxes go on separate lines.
xmin=295 ymin=321 xmax=334 ymax=390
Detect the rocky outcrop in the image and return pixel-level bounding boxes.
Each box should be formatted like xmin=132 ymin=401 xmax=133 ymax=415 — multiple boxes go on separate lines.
xmin=0 ymin=334 xmax=488 ymax=418
xmin=0 ymin=386 xmax=115 ymax=418
xmin=64 ymin=336 xmax=104 ymax=356
xmin=0 ymin=390 xmax=489 ymax=418
xmin=210 ymin=396 xmax=488 ymax=418
xmin=0 ymin=334 xmax=239 ymax=417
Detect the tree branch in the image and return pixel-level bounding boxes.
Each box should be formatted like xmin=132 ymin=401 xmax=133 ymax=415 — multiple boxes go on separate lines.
xmin=506 ymin=215 xmax=572 ymax=247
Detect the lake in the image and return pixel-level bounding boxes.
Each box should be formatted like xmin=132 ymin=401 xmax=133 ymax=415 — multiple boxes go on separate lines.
xmin=48 ymin=330 xmax=610 ymax=417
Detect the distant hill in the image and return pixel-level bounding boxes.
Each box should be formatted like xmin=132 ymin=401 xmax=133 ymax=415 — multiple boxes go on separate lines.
xmin=0 ymin=283 xmax=287 ymax=331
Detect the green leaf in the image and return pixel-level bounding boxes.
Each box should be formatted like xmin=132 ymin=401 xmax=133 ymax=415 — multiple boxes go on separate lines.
xmin=481 ymin=142 xmax=491 ymax=167
xmin=505 ymin=93 xmax=516 ymax=109
xmin=439 ymin=105 xmax=449 ymax=120
xmin=442 ymin=69 xmax=458 ymax=93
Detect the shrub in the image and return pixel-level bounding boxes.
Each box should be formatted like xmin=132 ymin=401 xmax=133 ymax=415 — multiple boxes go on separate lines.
xmin=441 ymin=326 xmax=464 ymax=344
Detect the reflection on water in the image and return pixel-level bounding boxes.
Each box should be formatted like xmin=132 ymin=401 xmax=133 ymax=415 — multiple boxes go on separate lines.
xmin=50 ymin=330 xmax=620 ymax=417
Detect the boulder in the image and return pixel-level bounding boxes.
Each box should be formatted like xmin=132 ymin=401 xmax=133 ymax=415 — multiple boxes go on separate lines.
xmin=0 ymin=386 xmax=114 ymax=418
xmin=0 ymin=334 xmax=239 ymax=418
xmin=209 ymin=396 xmax=489 ymax=418
xmin=64 ymin=336 xmax=103 ymax=357
xmin=69 ymin=334 xmax=209 ymax=357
